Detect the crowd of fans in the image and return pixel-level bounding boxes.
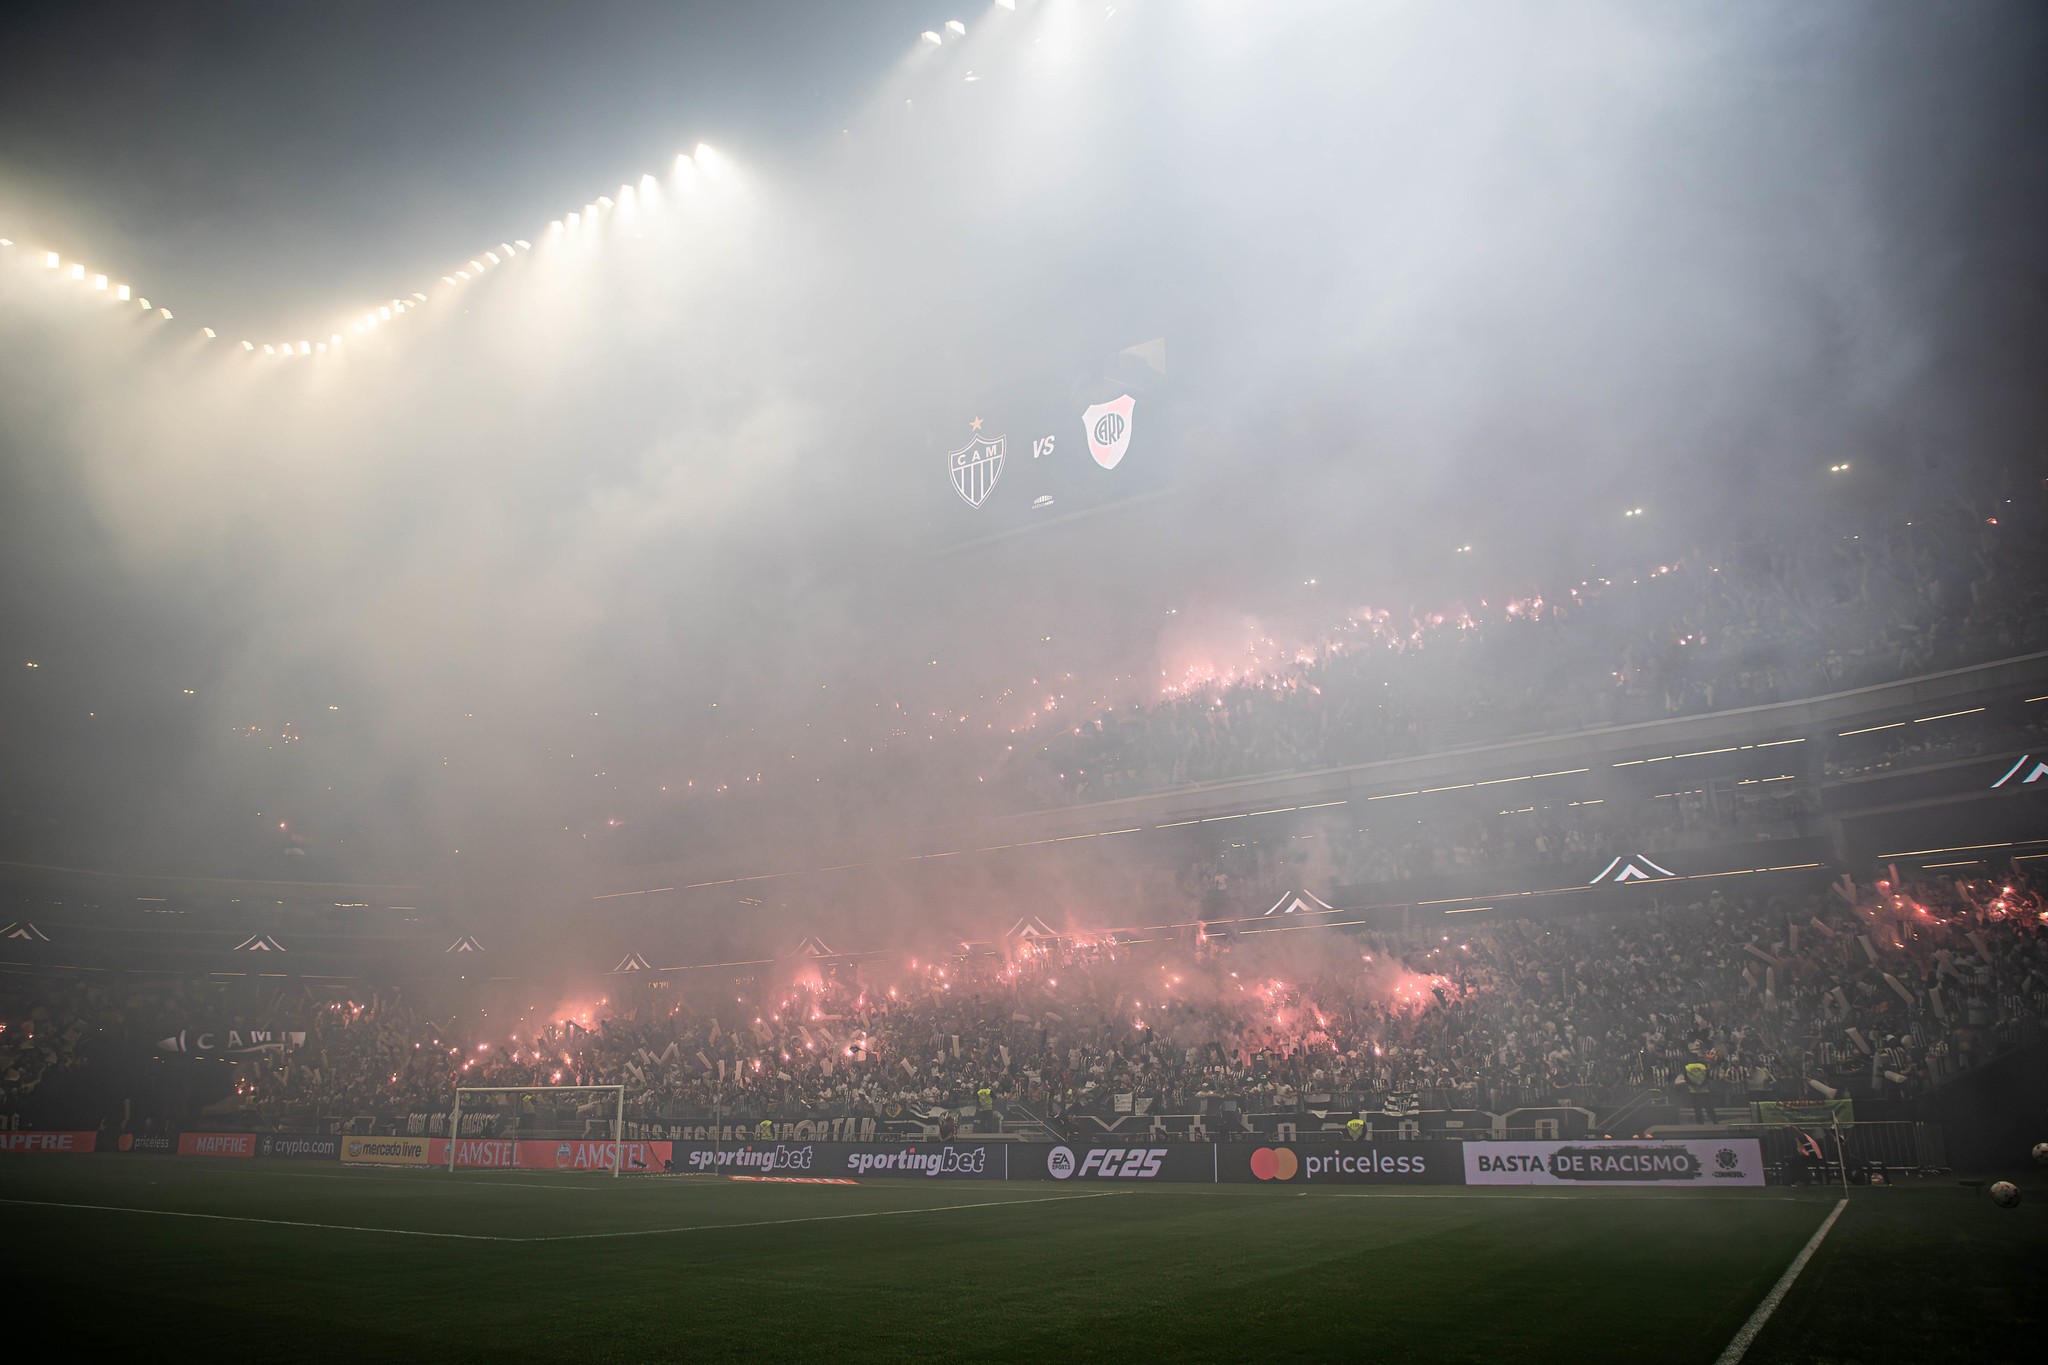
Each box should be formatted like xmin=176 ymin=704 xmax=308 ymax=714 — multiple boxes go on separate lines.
xmin=1019 ymin=506 xmax=2048 ymax=805
xmin=53 ymin=869 xmax=2016 ymax=1138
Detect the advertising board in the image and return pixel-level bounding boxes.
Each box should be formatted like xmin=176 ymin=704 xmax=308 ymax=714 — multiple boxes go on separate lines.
xmin=0 ymin=1130 xmax=98 ymax=1153
xmin=177 ymin=1132 xmax=257 ymax=1158
xmin=1463 ymin=1139 xmax=1765 ymax=1187
xmin=257 ymin=1133 xmax=342 ymax=1161
xmin=341 ymin=1135 xmax=433 ymax=1166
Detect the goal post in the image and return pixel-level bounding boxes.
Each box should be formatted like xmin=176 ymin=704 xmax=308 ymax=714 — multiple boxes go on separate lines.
xmin=446 ymin=1084 xmax=627 ymax=1177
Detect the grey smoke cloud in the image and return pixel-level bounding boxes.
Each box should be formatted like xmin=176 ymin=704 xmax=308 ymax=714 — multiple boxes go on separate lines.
xmin=0 ymin=0 xmax=2042 ymax=962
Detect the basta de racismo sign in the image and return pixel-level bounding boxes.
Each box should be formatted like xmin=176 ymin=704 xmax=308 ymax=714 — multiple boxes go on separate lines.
xmin=1463 ymin=1139 xmax=1764 ymax=1186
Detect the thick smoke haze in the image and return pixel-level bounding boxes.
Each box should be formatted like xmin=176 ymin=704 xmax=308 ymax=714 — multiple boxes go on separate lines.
xmin=2 ymin=0 xmax=2044 ymax=957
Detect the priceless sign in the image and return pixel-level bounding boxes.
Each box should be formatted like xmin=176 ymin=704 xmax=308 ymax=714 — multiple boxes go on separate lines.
xmin=119 ymin=1133 xmax=175 ymax=1154
xmin=178 ymin=1132 xmax=257 ymax=1159
xmin=1220 ymin=1143 xmax=1457 ymax=1184
xmin=1463 ymin=1139 xmax=1764 ymax=1187
xmin=0 ymin=1130 xmax=98 ymax=1153
xmin=341 ymin=1135 xmax=432 ymax=1166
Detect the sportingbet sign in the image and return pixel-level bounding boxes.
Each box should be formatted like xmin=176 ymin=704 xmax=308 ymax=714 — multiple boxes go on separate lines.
xmin=671 ymin=1142 xmax=1007 ymax=1179
xmin=1463 ymin=1139 xmax=1764 ymax=1186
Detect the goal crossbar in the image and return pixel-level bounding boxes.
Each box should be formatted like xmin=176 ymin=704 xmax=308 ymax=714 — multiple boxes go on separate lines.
xmin=447 ymin=1084 xmax=628 ymax=1177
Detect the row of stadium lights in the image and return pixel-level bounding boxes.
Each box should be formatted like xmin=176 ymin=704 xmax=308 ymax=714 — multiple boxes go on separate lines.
xmin=2 ymin=144 xmax=723 ymax=360
xmin=8 ymin=3 xmax=1062 ymax=355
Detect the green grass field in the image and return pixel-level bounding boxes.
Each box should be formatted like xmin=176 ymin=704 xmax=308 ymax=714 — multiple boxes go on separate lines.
xmin=2 ymin=1159 xmax=2040 ymax=1362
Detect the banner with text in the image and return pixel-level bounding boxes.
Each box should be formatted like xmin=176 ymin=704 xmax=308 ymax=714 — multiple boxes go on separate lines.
xmin=666 ymin=1142 xmax=1008 ymax=1180
xmin=341 ymin=1135 xmax=434 ymax=1166
xmin=430 ymin=1138 xmax=673 ymax=1173
xmin=0 ymin=1130 xmax=98 ymax=1154
xmin=258 ymin=1133 xmax=342 ymax=1161
xmin=1219 ymin=1142 xmax=1461 ymax=1185
xmin=1463 ymin=1139 xmax=1765 ymax=1187
xmin=178 ymin=1132 xmax=258 ymax=1159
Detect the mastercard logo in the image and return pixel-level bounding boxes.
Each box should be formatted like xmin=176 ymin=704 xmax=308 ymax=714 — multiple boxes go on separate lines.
xmin=1249 ymin=1147 xmax=1299 ymax=1181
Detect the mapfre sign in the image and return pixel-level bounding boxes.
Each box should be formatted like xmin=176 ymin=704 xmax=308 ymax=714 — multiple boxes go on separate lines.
xmin=0 ymin=1130 xmax=97 ymax=1153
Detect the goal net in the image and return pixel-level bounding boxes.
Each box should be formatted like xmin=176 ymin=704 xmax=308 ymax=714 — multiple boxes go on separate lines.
xmin=447 ymin=1084 xmax=628 ymax=1176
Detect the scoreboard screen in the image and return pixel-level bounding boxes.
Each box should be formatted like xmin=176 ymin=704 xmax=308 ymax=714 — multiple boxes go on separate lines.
xmin=927 ymin=338 xmax=1170 ymax=543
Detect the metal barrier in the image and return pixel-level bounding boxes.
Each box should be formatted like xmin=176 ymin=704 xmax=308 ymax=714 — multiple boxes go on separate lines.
xmin=1725 ymin=1120 xmax=1945 ymax=1184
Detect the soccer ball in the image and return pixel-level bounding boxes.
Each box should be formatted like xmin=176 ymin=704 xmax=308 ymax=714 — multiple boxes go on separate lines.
xmin=1988 ymin=1181 xmax=2020 ymax=1208
xmin=2032 ymin=1142 xmax=2048 ymax=1167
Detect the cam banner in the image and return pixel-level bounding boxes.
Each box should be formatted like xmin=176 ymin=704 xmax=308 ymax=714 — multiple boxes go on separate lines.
xmin=1752 ymin=1098 xmax=1855 ymax=1130
xmin=341 ymin=1135 xmax=433 ymax=1166
xmin=1463 ymin=1139 xmax=1764 ymax=1187
xmin=0 ymin=1130 xmax=98 ymax=1154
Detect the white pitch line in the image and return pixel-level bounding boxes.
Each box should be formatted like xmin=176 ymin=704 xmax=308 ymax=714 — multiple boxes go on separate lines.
xmin=529 ymin=1189 xmax=1129 ymax=1242
xmin=270 ymin=1170 xmax=632 ymax=1193
xmin=1313 ymin=1191 xmax=1820 ymax=1203
xmin=0 ymin=1197 xmax=516 ymax=1241
xmin=0 ymin=1188 xmax=1125 ymax=1245
xmin=1715 ymin=1198 xmax=1848 ymax=1365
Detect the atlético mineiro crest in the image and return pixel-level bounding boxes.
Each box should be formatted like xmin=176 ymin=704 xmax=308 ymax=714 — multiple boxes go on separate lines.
xmin=949 ymin=427 xmax=1006 ymax=508
xmin=1081 ymin=393 xmax=1135 ymax=470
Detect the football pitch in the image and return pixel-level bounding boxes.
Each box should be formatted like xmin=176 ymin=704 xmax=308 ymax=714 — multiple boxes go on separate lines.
xmin=2 ymin=1160 xmax=2040 ymax=1362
